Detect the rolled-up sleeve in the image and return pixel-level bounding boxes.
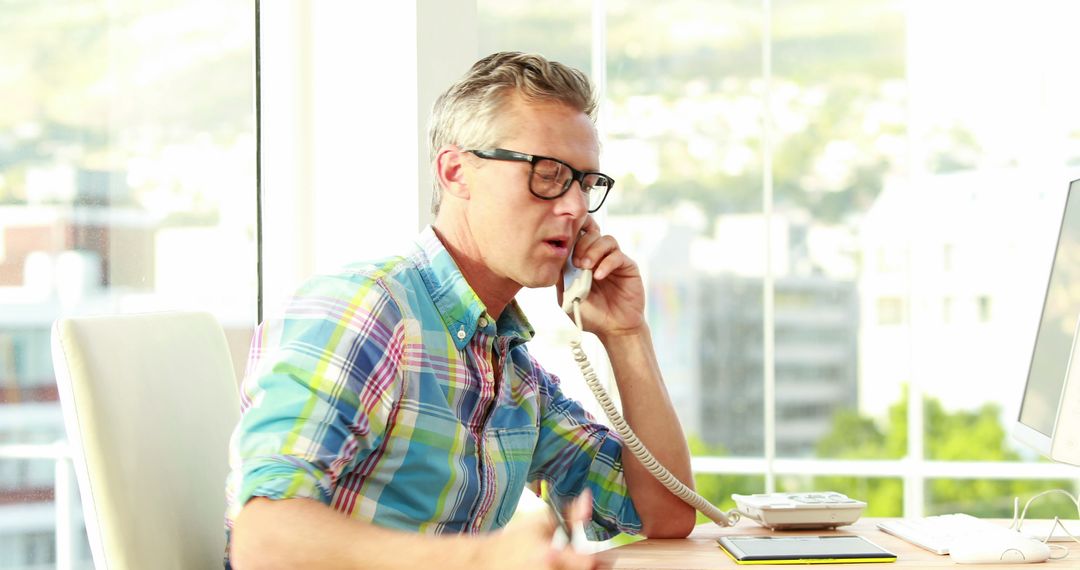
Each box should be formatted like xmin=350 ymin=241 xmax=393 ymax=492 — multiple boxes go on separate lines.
xmin=528 ymin=369 xmax=642 ymax=540
xmin=225 ymin=273 xmax=404 ymax=521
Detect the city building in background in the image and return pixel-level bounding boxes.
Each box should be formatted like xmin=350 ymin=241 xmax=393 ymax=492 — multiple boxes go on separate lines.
xmin=4 ymin=1 xmax=1080 ymax=568
xmin=698 ymin=273 xmax=858 ymax=456
xmin=1 ymin=2 xmax=255 ymax=567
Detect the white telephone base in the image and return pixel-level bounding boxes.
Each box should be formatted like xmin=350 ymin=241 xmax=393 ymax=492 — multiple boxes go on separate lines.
xmin=732 ymin=491 xmax=866 ymax=530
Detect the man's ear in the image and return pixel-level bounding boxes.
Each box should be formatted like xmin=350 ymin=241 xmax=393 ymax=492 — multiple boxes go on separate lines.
xmin=435 ymin=145 xmax=469 ymax=200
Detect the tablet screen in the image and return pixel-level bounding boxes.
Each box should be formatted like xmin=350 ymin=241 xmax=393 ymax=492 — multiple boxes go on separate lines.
xmin=718 ymin=535 xmax=896 ymax=562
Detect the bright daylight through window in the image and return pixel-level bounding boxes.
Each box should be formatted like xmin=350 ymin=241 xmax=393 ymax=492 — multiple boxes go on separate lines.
xmin=0 ymin=1 xmax=255 ymax=567
xmin=479 ymin=0 xmax=1080 ymax=526
xmin=2 ymin=1 xmax=1080 ymax=568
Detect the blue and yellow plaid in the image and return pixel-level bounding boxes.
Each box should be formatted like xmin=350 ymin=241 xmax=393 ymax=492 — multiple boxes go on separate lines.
xmin=225 ymin=226 xmax=641 ymax=543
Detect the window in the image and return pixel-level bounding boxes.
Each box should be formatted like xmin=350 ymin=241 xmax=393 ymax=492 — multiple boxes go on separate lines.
xmin=479 ymin=0 xmax=1080 ymax=519
xmin=977 ymin=295 xmax=993 ymax=323
xmin=5 ymin=3 xmax=1077 ymax=559
xmin=877 ymin=297 xmax=906 ymax=326
xmin=876 ymin=247 xmax=905 ymax=273
xmin=1 ymin=2 xmax=255 ymax=566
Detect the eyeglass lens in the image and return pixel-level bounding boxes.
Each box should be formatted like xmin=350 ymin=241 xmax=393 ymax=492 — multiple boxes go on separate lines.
xmin=531 ymin=159 xmax=609 ymax=211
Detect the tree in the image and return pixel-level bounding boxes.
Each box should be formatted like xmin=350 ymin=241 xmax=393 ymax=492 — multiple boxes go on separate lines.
xmin=814 ymin=386 xmax=1077 ymax=518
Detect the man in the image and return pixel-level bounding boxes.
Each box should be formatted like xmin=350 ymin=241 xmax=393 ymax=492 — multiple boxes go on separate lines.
xmin=225 ymin=51 xmax=696 ymax=569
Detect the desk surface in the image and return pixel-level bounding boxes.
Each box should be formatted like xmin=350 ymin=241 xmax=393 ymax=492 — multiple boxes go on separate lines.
xmin=600 ymin=519 xmax=1078 ymax=569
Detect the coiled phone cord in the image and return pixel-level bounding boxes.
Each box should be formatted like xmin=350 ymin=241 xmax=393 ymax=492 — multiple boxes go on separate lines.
xmin=569 ymin=300 xmax=740 ymax=527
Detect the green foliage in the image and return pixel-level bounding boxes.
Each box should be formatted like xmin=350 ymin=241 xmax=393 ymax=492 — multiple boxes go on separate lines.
xmin=814 ymin=408 xmax=891 ymax=459
xmin=772 ymin=0 xmax=905 ymax=81
xmin=687 ymin=435 xmax=766 ymax=525
xmin=814 ymin=386 xmax=1078 ymax=518
xmin=479 ymin=0 xmax=917 ymax=225
xmin=676 ymin=386 xmax=1076 ymax=524
xmin=1 ymin=1 xmax=252 ymax=189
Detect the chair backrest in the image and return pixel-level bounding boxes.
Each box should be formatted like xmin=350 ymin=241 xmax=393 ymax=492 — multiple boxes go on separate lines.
xmin=51 ymin=311 xmax=241 ymax=570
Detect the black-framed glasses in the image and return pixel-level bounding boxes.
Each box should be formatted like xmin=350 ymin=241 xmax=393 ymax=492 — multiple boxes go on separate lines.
xmin=466 ymin=148 xmax=614 ymax=213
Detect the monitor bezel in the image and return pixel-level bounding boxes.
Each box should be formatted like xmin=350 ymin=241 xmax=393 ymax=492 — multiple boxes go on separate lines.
xmin=1013 ymin=178 xmax=1080 ymax=465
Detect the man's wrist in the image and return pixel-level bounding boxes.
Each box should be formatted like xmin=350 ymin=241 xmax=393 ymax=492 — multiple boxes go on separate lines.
xmin=596 ymin=322 xmax=650 ymax=345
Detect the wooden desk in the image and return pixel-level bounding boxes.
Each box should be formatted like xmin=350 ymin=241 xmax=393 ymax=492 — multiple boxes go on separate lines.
xmin=600 ymin=519 xmax=1078 ymax=569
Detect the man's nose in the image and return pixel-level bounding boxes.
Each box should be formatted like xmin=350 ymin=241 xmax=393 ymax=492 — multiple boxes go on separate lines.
xmin=555 ymin=179 xmax=589 ymax=217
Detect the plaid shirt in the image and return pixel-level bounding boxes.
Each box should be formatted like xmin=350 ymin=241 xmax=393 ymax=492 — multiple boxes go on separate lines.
xmin=225 ymin=226 xmax=641 ymax=543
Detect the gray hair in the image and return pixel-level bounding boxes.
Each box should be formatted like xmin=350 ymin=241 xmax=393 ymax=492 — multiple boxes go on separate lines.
xmin=427 ymin=51 xmax=597 ymax=215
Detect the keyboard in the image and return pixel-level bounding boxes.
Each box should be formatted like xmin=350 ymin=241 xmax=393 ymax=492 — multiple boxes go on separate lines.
xmin=877 ymin=513 xmax=1019 ymax=555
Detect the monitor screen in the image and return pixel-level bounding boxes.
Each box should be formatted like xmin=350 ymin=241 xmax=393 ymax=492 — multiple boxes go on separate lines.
xmin=1017 ymin=179 xmax=1080 ymax=457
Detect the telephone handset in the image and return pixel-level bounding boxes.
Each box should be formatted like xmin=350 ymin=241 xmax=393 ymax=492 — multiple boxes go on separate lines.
xmin=561 ymin=253 xmax=593 ymax=314
xmin=559 ymin=241 xmax=740 ymax=528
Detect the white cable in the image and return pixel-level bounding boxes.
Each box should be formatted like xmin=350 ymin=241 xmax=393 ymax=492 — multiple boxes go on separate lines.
xmin=1011 ymin=489 xmax=1080 ymax=540
xmin=569 ymin=300 xmax=739 ymax=527
xmin=1008 ymin=489 xmax=1078 ymax=560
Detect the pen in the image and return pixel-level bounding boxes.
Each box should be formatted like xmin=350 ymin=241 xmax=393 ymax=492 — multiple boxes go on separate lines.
xmin=541 ymin=480 xmax=590 ymax=552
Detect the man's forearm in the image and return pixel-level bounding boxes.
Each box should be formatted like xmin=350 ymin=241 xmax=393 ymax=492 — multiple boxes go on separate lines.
xmin=598 ymin=324 xmax=697 ymax=538
xmin=231 ymin=497 xmax=480 ymax=569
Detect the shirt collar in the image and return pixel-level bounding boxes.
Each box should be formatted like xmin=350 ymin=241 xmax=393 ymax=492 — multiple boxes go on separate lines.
xmin=413 ymin=226 xmax=534 ymax=351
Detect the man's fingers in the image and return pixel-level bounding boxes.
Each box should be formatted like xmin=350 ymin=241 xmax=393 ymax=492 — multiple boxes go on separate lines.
xmin=574 ymin=234 xmax=620 ymax=274
xmin=568 ymin=488 xmax=593 ymax=524
xmin=534 ymin=508 xmax=559 ymax=535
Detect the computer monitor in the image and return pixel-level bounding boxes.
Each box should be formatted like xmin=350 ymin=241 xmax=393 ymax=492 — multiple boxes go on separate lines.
xmin=1013 ymin=178 xmax=1080 ymax=466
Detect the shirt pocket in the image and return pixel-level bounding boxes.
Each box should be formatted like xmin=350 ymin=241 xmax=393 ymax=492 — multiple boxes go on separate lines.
xmin=491 ymin=426 xmax=539 ymax=527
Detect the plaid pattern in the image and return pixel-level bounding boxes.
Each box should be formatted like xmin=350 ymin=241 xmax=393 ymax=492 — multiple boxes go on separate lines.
xmin=225 ymin=226 xmax=641 ymax=542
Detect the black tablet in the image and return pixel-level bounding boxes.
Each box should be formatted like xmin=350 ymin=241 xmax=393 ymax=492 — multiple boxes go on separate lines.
xmin=717 ymin=535 xmax=897 ymax=565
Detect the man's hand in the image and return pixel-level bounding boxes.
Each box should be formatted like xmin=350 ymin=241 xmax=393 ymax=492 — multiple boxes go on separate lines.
xmin=558 ymin=215 xmax=646 ymax=338
xmin=554 ymin=218 xmax=699 ymax=538
xmin=478 ymin=493 xmax=601 ymax=570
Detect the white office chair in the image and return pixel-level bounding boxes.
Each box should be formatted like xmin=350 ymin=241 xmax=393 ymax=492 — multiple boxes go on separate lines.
xmin=51 ymin=311 xmax=242 ymax=570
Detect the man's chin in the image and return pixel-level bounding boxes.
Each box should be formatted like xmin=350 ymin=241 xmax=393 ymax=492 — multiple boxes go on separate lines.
xmin=518 ymin=272 xmax=560 ymax=290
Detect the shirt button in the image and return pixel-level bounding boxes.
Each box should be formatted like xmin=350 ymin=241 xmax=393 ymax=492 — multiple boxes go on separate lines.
xmin=456 ymin=327 xmax=466 ymax=340
xmin=478 ymin=317 xmax=489 ymax=328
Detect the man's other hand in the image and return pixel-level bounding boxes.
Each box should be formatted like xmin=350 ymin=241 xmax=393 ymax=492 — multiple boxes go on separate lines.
xmin=479 ymin=493 xmax=602 ymax=570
